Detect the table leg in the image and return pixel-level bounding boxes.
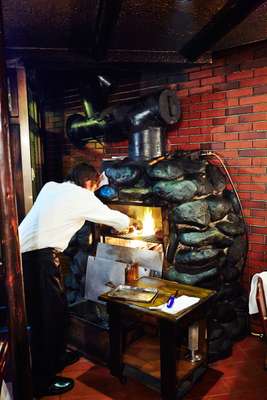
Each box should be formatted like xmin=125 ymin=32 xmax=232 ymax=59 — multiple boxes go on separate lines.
xmin=107 ymin=302 xmax=124 ymax=381
xmin=159 ymin=319 xmax=177 ymax=400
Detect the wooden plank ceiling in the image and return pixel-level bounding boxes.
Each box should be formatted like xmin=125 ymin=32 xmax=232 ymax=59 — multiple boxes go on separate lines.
xmin=3 ymin=0 xmax=267 ymax=66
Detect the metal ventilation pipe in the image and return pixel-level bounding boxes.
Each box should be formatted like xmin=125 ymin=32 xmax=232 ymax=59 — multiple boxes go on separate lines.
xmin=128 ymin=127 xmax=166 ymax=161
xmin=66 ymin=89 xmax=181 ymax=148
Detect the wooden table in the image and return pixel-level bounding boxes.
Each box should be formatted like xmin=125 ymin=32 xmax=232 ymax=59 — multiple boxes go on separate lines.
xmin=100 ymin=277 xmax=215 ymax=400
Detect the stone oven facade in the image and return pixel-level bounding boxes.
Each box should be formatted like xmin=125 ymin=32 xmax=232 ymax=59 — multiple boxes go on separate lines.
xmin=95 ymin=151 xmax=248 ymax=361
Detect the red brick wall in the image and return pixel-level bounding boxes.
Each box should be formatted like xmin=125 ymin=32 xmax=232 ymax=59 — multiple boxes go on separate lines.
xmin=173 ymin=43 xmax=267 ymax=293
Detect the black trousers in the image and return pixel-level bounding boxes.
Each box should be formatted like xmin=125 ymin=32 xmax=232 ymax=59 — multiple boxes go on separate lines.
xmin=22 ymin=248 xmax=68 ymax=392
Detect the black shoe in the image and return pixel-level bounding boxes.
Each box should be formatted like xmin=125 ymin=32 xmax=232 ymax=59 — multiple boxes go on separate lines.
xmin=56 ymin=350 xmax=81 ymax=372
xmin=34 ymin=376 xmax=74 ymax=397
xmin=63 ymin=350 xmax=80 ymax=367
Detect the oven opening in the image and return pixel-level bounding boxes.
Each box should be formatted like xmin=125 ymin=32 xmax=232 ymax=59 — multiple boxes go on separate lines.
xmin=100 ymin=204 xmax=167 ymax=255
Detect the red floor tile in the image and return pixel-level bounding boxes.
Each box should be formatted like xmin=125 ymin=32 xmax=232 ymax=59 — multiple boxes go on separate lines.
xmin=41 ymin=335 xmax=267 ymax=400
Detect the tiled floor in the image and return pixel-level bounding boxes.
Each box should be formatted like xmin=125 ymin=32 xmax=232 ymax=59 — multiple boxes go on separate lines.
xmin=42 ymin=335 xmax=267 ymax=400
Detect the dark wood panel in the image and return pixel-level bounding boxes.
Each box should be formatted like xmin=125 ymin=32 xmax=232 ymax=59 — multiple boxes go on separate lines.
xmin=9 ymin=123 xmax=25 ymax=222
xmin=0 ymin=340 xmax=8 ymax=389
xmin=0 ymin=5 xmax=32 ymax=397
xmin=7 ymin=69 xmax=18 ymax=117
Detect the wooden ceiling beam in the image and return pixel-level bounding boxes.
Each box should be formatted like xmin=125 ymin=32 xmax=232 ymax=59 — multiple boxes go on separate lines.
xmin=180 ymin=0 xmax=267 ymax=61
xmin=92 ymin=0 xmax=124 ymax=61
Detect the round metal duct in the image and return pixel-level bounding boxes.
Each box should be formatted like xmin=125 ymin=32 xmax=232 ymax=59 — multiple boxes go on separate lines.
xmin=66 ymin=89 xmax=181 ymax=148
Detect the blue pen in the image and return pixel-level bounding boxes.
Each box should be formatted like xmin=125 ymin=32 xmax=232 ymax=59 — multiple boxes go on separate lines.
xmin=166 ymin=290 xmax=179 ymax=308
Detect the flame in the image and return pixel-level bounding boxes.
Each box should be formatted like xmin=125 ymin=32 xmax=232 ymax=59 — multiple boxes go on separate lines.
xmin=142 ymin=208 xmax=155 ymax=237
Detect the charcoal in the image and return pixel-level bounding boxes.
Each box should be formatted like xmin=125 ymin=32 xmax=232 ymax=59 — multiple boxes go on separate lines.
xmin=175 ymin=247 xmax=220 ymax=266
xmin=207 ymin=196 xmax=232 ymax=221
xmin=105 ymin=165 xmax=141 ymax=186
xmin=153 ymin=180 xmax=197 ymax=202
xmin=179 ymin=227 xmax=233 ymax=248
xmin=96 ymin=185 xmax=119 ymax=201
xmin=216 ymin=213 xmax=245 ymax=236
xmin=206 ymin=164 xmax=226 ymax=192
xmin=146 ymin=160 xmax=184 ymax=180
xmin=173 ymin=200 xmax=210 ymax=227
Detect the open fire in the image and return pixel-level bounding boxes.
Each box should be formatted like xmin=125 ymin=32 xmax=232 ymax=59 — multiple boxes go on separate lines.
xmin=102 ymin=204 xmax=165 ymax=252
xmin=133 ymin=207 xmax=155 ymax=237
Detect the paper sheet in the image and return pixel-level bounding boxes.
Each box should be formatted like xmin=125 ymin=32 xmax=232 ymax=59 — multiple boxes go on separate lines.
xmin=149 ymin=295 xmax=200 ymax=315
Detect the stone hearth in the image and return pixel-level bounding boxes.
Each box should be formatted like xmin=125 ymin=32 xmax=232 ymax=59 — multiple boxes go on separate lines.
xmin=96 ymin=150 xmax=248 ymax=361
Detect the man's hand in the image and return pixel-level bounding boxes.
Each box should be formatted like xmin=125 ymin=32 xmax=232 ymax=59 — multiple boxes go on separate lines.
xmin=129 ymin=217 xmax=143 ymax=231
xmin=111 ymin=218 xmax=143 ymax=235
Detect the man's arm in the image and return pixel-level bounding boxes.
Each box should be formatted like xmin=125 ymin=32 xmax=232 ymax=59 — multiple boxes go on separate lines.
xmin=83 ymin=192 xmax=130 ymax=231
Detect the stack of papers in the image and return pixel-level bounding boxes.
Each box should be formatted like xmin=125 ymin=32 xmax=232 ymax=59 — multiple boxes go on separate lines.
xmin=149 ymin=295 xmax=200 ymax=315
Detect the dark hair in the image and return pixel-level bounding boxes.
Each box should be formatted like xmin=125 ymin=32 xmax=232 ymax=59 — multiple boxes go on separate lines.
xmin=65 ymin=163 xmax=98 ymax=187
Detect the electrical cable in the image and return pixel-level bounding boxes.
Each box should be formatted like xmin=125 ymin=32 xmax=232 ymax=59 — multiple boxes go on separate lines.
xmin=199 ymin=150 xmax=249 ymax=273
xmin=200 ymin=150 xmax=256 ymax=336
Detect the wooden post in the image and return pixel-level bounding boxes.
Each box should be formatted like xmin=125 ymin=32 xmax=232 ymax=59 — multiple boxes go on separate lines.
xmin=0 ymin=2 xmax=32 ymax=399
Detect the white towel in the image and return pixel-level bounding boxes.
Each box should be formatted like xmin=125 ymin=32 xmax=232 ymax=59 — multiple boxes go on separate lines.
xmin=249 ymin=271 xmax=267 ymax=314
xmin=149 ymin=295 xmax=200 ymax=315
xmin=0 ymin=380 xmax=12 ymax=400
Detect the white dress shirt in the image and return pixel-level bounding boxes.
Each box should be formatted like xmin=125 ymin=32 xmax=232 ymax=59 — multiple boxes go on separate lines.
xmin=19 ymin=181 xmax=130 ymax=253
